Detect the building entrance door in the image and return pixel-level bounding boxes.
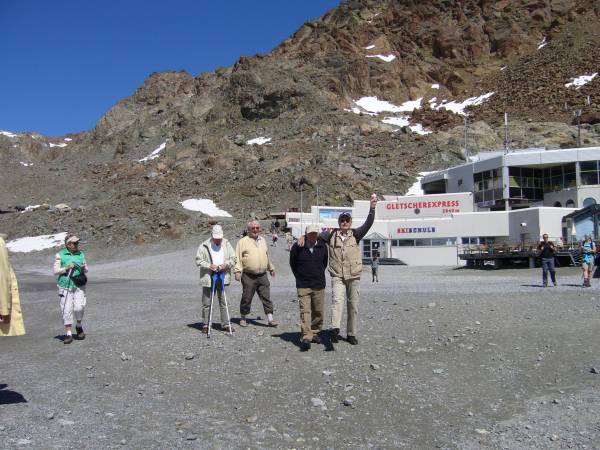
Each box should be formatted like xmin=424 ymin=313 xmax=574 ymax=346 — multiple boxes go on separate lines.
xmin=363 ymin=239 xmax=387 ymax=258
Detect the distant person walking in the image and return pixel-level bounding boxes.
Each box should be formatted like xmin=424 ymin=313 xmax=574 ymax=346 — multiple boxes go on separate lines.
xmin=581 ymin=234 xmax=596 ymax=288
xmin=195 ymin=225 xmax=236 ymax=333
xmin=54 ymin=235 xmax=88 ymax=344
xmin=271 ymin=231 xmax=279 ymax=247
xmin=234 ymin=221 xmax=278 ymax=327
xmin=0 ymin=234 xmax=25 ymax=336
xmin=371 ymin=255 xmax=379 ymax=283
xmin=289 ymin=224 xmax=328 ymax=351
xmin=537 ymin=233 xmax=557 ymax=287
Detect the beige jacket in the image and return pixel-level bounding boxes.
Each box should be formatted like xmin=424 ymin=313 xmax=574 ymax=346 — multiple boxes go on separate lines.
xmin=195 ymin=238 xmax=236 ymax=287
xmin=0 ymin=237 xmax=25 ymax=336
xmin=234 ymin=235 xmax=274 ymax=274
xmin=327 ymin=230 xmax=363 ymax=280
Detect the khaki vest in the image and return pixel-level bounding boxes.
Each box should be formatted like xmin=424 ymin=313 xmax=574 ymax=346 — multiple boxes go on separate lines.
xmin=327 ymin=230 xmax=363 ymax=280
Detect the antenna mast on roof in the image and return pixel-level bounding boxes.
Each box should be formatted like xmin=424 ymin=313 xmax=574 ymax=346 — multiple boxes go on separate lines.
xmin=575 ymin=109 xmax=582 ymax=148
xmin=464 ymin=114 xmax=469 ymax=161
xmin=503 ymin=112 xmax=510 ymax=153
xmin=300 ymin=183 xmax=303 ymax=235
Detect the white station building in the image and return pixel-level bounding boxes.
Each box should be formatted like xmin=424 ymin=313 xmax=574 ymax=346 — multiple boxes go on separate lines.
xmin=286 ymin=146 xmax=600 ymax=265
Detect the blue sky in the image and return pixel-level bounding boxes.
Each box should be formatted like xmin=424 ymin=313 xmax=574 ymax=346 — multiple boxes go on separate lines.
xmin=0 ymin=1 xmax=340 ymax=136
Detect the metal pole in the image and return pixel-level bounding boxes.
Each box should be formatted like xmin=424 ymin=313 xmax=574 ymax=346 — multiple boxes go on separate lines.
xmin=504 ymin=112 xmax=509 ymax=152
xmin=464 ymin=114 xmax=469 ymax=162
xmin=316 ymin=185 xmax=320 ymax=225
xmin=300 ymin=183 xmax=303 ymax=236
xmin=576 ymin=109 xmax=582 ymax=148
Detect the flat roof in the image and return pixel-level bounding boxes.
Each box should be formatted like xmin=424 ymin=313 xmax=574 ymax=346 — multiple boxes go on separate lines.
xmin=422 ymin=146 xmax=600 ymax=183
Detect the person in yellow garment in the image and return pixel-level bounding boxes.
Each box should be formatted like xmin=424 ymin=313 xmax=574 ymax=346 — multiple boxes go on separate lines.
xmin=0 ymin=233 xmax=26 ymax=337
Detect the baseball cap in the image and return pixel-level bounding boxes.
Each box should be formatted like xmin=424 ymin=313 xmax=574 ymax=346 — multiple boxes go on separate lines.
xmin=338 ymin=212 xmax=352 ymax=221
xmin=66 ymin=235 xmax=80 ymax=244
xmin=211 ymin=225 xmax=224 ymax=239
xmin=305 ymin=224 xmax=320 ymax=234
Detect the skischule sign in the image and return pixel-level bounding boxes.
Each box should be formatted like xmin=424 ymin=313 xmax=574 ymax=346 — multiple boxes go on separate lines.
xmin=397 ymin=226 xmax=436 ymax=233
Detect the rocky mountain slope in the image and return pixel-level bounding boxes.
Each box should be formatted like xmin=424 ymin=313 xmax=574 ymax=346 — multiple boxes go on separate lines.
xmin=1 ymin=0 xmax=600 ymax=247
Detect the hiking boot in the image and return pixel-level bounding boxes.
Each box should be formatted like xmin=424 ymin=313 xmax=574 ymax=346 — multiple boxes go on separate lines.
xmin=311 ymin=334 xmax=322 ymax=345
xmin=74 ymin=326 xmax=85 ymax=340
xmin=63 ymin=335 xmax=73 ymax=344
xmin=239 ymin=318 xmax=248 ymax=327
xmin=222 ymin=324 xmax=235 ymax=333
xmin=201 ymin=325 xmax=209 ymax=334
xmin=347 ymin=335 xmax=358 ymax=345
xmin=267 ymin=319 xmax=279 ymax=327
xmin=300 ymin=339 xmax=311 ymax=351
xmin=542 ymin=283 xmax=548 ymax=288
xmin=330 ymin=328 xmax=340 ymax=343
xmin=553 ymin=281 xmax=558 ymax=287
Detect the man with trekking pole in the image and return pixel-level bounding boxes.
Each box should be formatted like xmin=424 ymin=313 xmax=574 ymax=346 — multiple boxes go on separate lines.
xmin=195 ymin=225 xmax=236 ymax=335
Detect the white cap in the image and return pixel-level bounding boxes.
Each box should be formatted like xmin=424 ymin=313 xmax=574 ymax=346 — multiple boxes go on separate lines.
xmin=305 ymin=224 xmax=320 ymax=234
xmin=211 ymin=225 xmax=224 ymax=239
xmin=66 ymin=235 xmax=80 ymax=244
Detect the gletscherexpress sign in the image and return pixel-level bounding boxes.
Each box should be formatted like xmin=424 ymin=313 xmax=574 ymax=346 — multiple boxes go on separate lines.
xmin=377 ymin=193 xmax=473 ymax=218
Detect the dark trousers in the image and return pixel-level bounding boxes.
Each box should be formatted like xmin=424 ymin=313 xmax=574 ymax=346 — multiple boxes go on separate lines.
xmin=541 ymin=258 xmax=556 ymax=285
xmin=240 ymin=272 xmax=273 ymax=316
xmin=372 ymin=267 xmax=378 ymax=282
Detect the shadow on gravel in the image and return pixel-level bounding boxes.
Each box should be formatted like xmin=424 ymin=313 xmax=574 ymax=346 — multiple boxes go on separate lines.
xmin=53 ymin=334 xmax=66 ymax=342
xmin=272 ymin=332 xmax=335 ymax=352
xmin=187 ymin=322 xmax=204 ymax=332
xmin=520 ymin=284 xmax=545 ymax=288
xmin=0 ymin=384 xmax=27 ymax=405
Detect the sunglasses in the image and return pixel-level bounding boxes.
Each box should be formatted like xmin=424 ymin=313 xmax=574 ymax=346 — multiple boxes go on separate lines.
xmin=250 ymin=227 xmax=260 ymax=230
xmin=339 ymin=218 xmax=351 ymax=223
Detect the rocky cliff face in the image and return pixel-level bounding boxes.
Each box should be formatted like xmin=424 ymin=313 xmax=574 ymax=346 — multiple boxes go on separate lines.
xmin=1 ymin=0 xmax=600 ymax=247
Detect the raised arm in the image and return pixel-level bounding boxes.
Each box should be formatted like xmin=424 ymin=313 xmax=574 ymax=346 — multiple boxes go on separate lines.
xmin=353 ymin=207 xmax=376 ymax=242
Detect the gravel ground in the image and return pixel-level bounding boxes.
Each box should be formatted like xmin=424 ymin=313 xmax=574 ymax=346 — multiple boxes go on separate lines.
xmin=1 ymin=241 xmax=600 ymax=449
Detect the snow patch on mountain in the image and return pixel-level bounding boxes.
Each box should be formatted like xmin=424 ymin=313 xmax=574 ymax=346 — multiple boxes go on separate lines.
xmin=139 ymin=142 xmax=166 ymax=162
xmin=246 ymin=137 xmax=272 ymax=146
xmin=7 ymin=232 xmax=67 ymax=253
xmin=354 ymin=96 xmax=422 ymax=114
xmin=180 ymin=199 xmax=232 ymax=217
xmin=565 ymin=73 xmax=598 ymax=89
xmin=366 ymin=54 xmax=396 ymax=62
xmin=431 ymin=92 xmax=495 ymax=115
xmin=537 ymin=37 xmax=547 ymax=50
xmin=404 ymin=172 xmax=436 ymax=196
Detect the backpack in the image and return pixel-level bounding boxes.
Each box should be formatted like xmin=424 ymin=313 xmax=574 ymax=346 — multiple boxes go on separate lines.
xmin=70 ymin=272 xmax=87 ymax=287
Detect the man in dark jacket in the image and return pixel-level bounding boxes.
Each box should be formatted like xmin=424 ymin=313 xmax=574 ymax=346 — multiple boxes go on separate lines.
xmin=289 ymin=224 xmax=328 ymax=351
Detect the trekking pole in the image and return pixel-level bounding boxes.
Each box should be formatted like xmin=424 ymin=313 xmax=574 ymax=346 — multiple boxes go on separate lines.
xmin=207 ymin=272 xmax=218 ymax=339
xmin=219 ymin=271 xmax=233 ymax=336
xmin=59 ymin=266 xmax=76 ymax=320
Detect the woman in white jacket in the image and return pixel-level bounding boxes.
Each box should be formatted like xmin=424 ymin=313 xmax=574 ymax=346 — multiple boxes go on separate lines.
xmin=195 ymin=225 xmax=236 ymax=333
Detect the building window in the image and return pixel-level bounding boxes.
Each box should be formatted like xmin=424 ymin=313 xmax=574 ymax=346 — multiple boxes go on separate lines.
xmin=509 ymin=167 xmax=543 ymax=200
xmin=431 ymin=238 xmax=456 ymax=246
xmin=583 ymin=197 xmax=597 ymax=207
xmin=474 ymin=169 xmax=503 ymax=204
xmin=392 ymin=239 xmax=415 ymax=247
xmin=580 ymin=161 xmax=600 ymax=186
xmin=393 ymin=238 xmax=456 ymax=247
